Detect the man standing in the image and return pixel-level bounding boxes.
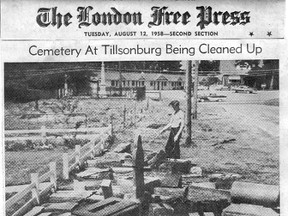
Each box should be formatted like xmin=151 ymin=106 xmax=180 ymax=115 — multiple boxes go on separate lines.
xmin=159 ymin=100 xmax=185 ymax=159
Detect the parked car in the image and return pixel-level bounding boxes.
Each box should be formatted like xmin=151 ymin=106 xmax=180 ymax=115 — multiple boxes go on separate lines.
xmin=198 ymin=93 xmax=227 ymax=102
xmin=198 ymin=85 xmax=208 ymax=90
xmin=234 ymin=85 xmax=256 ymax=94
xmin=214 ymin=85 xmax=230 ymax=91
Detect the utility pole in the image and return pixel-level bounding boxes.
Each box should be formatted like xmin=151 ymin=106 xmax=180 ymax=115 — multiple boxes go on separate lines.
xmin=185 ymin=61 xmax=192 ymax=147
xmin=192 ymin=61 xmax=199 ymax=119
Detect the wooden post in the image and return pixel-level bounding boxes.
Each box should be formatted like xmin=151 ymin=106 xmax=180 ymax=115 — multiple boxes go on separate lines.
xmin=192 ymin=61 xmax=199 ymax=119
xmin=110 ymin=114 xmax=113 ymax=136
xmin=75 ymin=145 xmax=81 ymax=165
xmin=185 ymin=61 xmax=192 ymax=147
xmin=31 ymin=173 xmax=40 ymax=205
xmin=41 ymin=125 xmax=46 ymax=145
xmin=134 ymin=101 xmax=137 ymax=128
xmin=49 ymin=162 xmax=57 ymax=190
xmin=133 ymin=133 xmax=145 ymax=199
xmin=123 ymin=105 xmax=126 ymax=128
xmin=63 ymin=153 xmax=69 ymax=180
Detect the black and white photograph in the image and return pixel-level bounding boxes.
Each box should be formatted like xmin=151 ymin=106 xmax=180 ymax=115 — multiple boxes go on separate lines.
xmin=1 ymin=0 xmax=286 ymax=215
xmin=4 ymin=60 xmax=280 ymax=215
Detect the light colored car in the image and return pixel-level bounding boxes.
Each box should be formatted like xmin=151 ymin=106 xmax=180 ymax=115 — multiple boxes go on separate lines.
xmin=198 ymin=85 xmax=208 ymax=90
xmin=198 ymin=93 xmax=227 ymax=102
xmin=234 ymin=85 xmax=256 ymax=94
xmin=214 ymin=85 xmax=230 ymax=91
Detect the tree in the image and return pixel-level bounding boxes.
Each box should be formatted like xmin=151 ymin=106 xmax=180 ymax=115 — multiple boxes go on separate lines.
xmin=198 ymin=61 xmax=220 ymax=76
xmin=234 ymin=60 xmax=260 ymax=69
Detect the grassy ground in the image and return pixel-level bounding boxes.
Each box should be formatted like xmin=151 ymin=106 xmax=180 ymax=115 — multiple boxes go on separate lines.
xmin=5 ymin=92 xmax=279 ymax=186
xmin=5 ymin=98 xmax=143 ymax=186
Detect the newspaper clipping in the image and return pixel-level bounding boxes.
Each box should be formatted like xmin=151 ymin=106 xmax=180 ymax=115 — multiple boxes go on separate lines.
xmin=0 ymin=0 xmax=286 ymax=215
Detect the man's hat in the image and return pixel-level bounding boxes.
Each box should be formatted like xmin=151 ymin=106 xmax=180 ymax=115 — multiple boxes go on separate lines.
xmin=169 ymin=100 xmax=180 ymax=107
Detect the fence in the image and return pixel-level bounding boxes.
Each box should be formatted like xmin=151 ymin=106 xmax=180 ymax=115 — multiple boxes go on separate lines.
xmin=5 ymin=113 xmax=88 ymax=130
xmin=5 ymin=126 xmax=108 ymax=142
xmin=5 ymin=125 xmax=112 ymax=216
xmin=6 ymin=162 xmax=57 ymax=216
xmin=62 ymin=126 xmax=112 ymax=179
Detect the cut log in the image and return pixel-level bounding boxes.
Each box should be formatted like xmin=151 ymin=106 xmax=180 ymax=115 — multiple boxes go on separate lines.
xmin=231 ymin=181 xmax=279 ymax=207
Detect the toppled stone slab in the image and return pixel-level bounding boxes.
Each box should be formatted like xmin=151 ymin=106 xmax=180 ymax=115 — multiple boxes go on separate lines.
xmin=222 ymin=203 xmax=279 ymax=216
xmin=97 ymin=185 xmax=124 ymax=199
xmin=153 ymin=187 xmax=189 ymax=203
xmin=145 ymin=152 xmax=157 ymax=164
xmin=148 ymin=150 xmax=166 ymax=169
xmin=101 ymin=179 xmax=113 ymax=199
xmin=209 ymin=173 xmax=242 ymax=189
xmin=49 ymin=191 xmax=96 ymax=203
xmin=57 ymin=213 xmax=72 ymax=216
xmin=38 ymin=213 xmax=53 ymax=216
xmin=72 ymin=197 xmax=139 ymax=216
xmin=191 ymin=182 xmax=216 ymax=189
xmin=188 ymin=186 xmax=230 ymax=203
xmin=149 ymin=203 xmax=174 ymax=216
xmin=209 ymin=173 xmax=242 ymax=182
xmin=112 ymin=167 xmax=134 ymax=174
xmin=113 ymin=143 xmax=131 ymax=153
xmin=188 ymin=166 xmax=202 ymax=177
xmin=43 ymin=202 xmax=78 ymax=212
xmin=23 ymin=206 xmax=44 ymax=216
xmin=189 ymin=213 xmax=214 ymax=216
xmin=160 ymin=159 xmax=192 ymax=174
xmin=76 ymin=167 xmax=113 ymax=180
xmin=87 ymin=158 xmax=122 ymax=168
xmin=145 ymin=177 xmax=161 ymax=193
xmin=160 ymin=174 xmax=182 ymax=188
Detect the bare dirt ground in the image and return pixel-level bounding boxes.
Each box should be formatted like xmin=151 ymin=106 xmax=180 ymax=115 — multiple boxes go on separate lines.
xmin=5 ymin=90 xmax=279 ymax=186
xmin=138 ymin=90 xmax=279 ymax=185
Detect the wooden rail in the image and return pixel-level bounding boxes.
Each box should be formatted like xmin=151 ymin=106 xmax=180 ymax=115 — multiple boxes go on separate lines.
xmin=62 ymin=125 xmax=112 ymax=179
xmin=6 ymin=162 xmax=56 ymax=216
xmin=5 ymin=126 xmax=108 ymax=142
xmin=6 ymin=124 xmax=113 ymax=216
